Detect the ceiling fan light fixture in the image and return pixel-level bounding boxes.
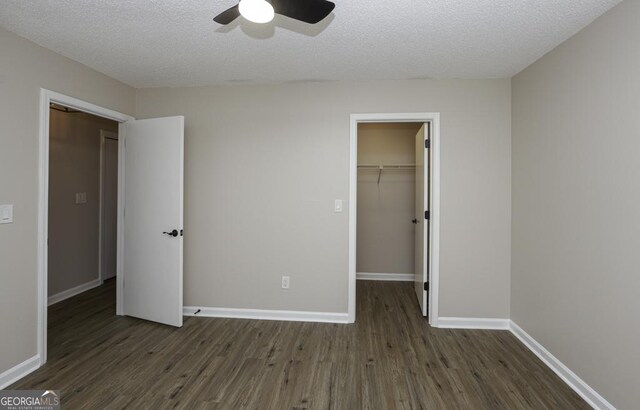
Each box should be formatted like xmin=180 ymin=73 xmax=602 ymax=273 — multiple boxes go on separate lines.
xmin=238 ymin=0 xmax=274 ymax=24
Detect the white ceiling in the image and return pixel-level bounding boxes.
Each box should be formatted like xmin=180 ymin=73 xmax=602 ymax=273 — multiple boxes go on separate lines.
xmin=0 ymin=0 xmax=621 ymax=88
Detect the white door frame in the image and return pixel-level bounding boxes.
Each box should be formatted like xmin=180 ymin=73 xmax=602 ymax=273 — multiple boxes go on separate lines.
xmin=349 ymin=113 xmax=441 ymax=326
xmin=38 ymin=89 xmax=134 ymax=365
xmin=99 ymin=130 xmax=119 ymax=282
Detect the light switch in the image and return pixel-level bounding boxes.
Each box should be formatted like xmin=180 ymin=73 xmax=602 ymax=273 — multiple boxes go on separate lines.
xmin=334 ymin=199 xmax=343 ymax=213
xmin=0 ymin=204 xmax=13 ymax=224
xmin=75 ymin=193 xmax=87 ymax=204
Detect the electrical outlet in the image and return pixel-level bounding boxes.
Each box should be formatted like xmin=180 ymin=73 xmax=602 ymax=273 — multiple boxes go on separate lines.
xmin=281 ymin=276 xmax=290 ymax=289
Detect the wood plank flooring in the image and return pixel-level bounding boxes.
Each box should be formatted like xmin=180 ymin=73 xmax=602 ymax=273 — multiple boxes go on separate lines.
xmin=11 ymin=280 xmax=589 ymax=409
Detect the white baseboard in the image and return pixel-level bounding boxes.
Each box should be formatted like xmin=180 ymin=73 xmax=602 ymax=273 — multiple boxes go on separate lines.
xmin=184 ymin=306 xmax=350 ymax=324
xmin=437 ymin=317 xmax=510 ymax=330
xmin=435 ymin=318 xmax=614 ymax=409
xmin=509 ymin=321 xmax=615 ymax=410
xmin=48 ymin=278 xmax=102 ymax=306
xmin=0 ymin=355 xmax=41 ymax=389
xmin=356 ymin=272 xmax=414 ymax=282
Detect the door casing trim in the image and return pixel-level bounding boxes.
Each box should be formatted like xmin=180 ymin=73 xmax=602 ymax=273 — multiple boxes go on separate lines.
xmin=349 ymin=113 xmax=441 ymax=325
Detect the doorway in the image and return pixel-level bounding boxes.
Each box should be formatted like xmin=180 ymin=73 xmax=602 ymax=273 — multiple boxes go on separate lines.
xmin=100 ymin=130 xmax=119 ymax=282
xmin=356 ymin=122 xmax=420 ymax=283
xmin=38 ymin=90 xmax=185 ymax=367
xmin=349 ymin=113 xmax=440 ymax=325
xmin=38 ymin=91 xmax=133 ymax=364
xmin=47 ymin=105 xmax=118 ymax=308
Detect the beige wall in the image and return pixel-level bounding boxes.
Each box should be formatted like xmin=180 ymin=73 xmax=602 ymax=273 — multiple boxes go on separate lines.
xmin=0 ymin=27 xmax=134 ymax=375
xmin=4 ymin=4 xmax=637 ymax=402
xmin=0 ymin=22 xmax=512 ymax=381
xmin=136 ymin=79 xmax=512 ymax=318
xmin=511 ymin=1 xmax=640 ymax=408
xmin=357 ymin=123 xmax=420 ymax=275
xmin=48 ymin=109 xmax=117 ymax=296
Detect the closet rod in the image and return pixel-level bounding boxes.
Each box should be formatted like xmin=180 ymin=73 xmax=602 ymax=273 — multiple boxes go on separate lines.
xmin=357 ymin=164 xmax=416 ymax=185
xmin=357 ymin=164 xmax=416 ymax=168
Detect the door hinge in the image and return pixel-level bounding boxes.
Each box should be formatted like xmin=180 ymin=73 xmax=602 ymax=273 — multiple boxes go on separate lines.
xmin=424 ymin=282 xmax=429 ymax=291
xmin=425 ymin=210 xmax=430 ymax=220
xmin=425 ymin=139 xmax=430 ymax=149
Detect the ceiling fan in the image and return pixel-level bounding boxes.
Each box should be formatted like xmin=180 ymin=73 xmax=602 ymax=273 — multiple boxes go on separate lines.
xmin=214 ymin=0 xmax=335 ymax=25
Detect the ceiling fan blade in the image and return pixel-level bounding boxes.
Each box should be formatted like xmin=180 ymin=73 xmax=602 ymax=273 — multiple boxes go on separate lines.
xmin=271 ymin=0 xmax=335 ymax=24
xmin=213 ymin=5 xmax=240 ymax=25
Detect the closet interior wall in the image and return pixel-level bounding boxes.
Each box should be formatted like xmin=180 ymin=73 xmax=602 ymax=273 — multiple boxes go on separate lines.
xmin=357 ymin=123 xmax=422 ymax=278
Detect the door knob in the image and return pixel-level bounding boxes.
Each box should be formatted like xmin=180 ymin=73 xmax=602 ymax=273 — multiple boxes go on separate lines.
xmin=163 ymin=229 xmax=179 ymax=237
xmin=412 ymin=219 xmax=418 ymax=224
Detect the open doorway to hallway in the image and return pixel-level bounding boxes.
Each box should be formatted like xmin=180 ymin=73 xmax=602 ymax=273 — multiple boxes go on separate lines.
xmin=47 ymin=103 xmax=119 ymax=354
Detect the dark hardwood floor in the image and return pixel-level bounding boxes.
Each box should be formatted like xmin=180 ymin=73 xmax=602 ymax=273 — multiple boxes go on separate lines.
xmin=11 ymin=280 xmax=588 ymax=409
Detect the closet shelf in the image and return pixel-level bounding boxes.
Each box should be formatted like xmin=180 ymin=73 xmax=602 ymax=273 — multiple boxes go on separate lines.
xmin=357 ymin=164 xmax=416 ymax=184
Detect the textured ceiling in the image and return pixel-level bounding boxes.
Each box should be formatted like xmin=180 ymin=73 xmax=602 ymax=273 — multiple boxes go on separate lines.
xmin=0 ymin=0 xmax=621 ymax=88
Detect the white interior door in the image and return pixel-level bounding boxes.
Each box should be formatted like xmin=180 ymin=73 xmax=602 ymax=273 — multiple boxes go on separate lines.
xmin=122 ymin=116 xmax=184 ymax=327
xmin=101 ymin=132 xmax=118 ymax=281
xmin=414 ymin=123 xmax=430 ymax=316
